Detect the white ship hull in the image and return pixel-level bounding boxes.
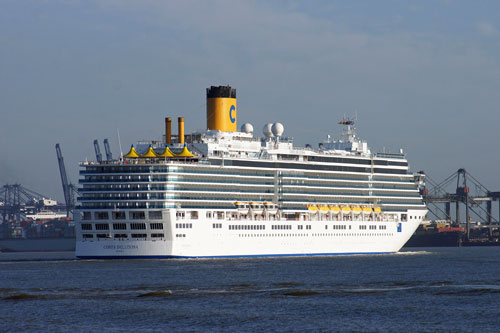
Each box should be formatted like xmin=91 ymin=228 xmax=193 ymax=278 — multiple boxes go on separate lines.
xmin=76 ymin=211 xmax=422 ymax=259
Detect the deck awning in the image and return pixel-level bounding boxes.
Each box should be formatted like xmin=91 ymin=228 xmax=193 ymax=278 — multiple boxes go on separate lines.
xmin=175 ymin=146 xmax=195 ymax=157
xmin=140 ymin=145 xmax=158 ymax=158
xmin=124 ymin=145 xmax=139 ymax=158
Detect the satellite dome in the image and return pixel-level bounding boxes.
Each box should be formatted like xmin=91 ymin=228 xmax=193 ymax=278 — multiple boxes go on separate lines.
xmin=263 ymin=123 xmax=274 ymax=138
xmin=271 ymin=122 xmax=284 ymax=137
xmin=241 ymin=123 xmax=254 ymax=134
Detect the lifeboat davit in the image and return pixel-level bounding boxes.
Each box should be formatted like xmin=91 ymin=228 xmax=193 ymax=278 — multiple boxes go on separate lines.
xmin=264 ymin=202 xmax=278 ymax=214
xmin=250 ymin=202 xmax=263 ymax=214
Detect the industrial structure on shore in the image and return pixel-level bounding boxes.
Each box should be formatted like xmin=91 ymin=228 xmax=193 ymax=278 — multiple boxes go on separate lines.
xmin=406 ymin=169 xmax=500 ymax=246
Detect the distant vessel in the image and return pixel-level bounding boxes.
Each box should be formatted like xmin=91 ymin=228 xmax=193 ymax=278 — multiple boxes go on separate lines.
xmin=75 ymin=85 xmax=427 ymax=259
xmin=0 ymin=238 xmax=75 ymax=252
xmin=26 ymin=210 xmax=67 ymax=220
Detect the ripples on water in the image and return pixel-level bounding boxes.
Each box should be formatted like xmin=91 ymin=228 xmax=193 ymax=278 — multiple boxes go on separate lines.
xmin=1 ymin=248 xmax=499 ymax=332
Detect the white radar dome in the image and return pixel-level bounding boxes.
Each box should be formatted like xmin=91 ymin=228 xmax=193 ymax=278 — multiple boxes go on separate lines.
xmin=263 ymin=123 xmax=274 ymax=138
xmin=271 ymin=122 xmax=284 ymax=137
xmin=241 ymin=123 xmax=254 ymax=134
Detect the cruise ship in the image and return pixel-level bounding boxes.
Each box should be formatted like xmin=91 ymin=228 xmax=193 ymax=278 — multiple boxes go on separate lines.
xmin=75 ymin=86 xmax=427 ymax=259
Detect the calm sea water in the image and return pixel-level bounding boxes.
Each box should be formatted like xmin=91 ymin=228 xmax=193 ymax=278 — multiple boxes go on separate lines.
xmin=1 ymin=248 xmax=500 ymax=332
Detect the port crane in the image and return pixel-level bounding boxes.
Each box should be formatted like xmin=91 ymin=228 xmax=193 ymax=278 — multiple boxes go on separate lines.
xmin=93 ymin=139 xmax=113 ymax=162
xmin=421 ymin=168 xmax=500 ymax=240
xmin=0 ymin=184 xmax=50 ymax=222
xmin=104 ymin=139 xmax=113 ymax=160
xmin=93 ymin=140 xmax=103 ymax=163
xmin=55 ymin=143 xmax=78 ymax=217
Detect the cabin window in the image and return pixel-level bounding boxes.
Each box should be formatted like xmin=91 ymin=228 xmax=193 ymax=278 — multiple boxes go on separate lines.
xmin=149 ymin=211 xmax=163 ymax=220
xmin=95 ymin=212 xmax=109 ymax=220
xmin=81 ymin=223 xmax=92 ymax=231
xmin=82 ymin=212 xmax=92 ymax=220
xmin=112 ymin=211 xmax=126 ymax=220
xmin=131 ymin=223 xmax=146 ymax=230
xmin=113 ymin=223 xmax=127 ymax=230
xmin=150 ymin=223 xmax=164 ymax=230
xmin=131 ymin=211 xmax=145 ymax=220
xmin=95 ymin=223 xmax=109 ymax=230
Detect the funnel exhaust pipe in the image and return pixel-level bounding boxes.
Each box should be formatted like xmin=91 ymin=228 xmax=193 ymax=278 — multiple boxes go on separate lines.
xmin=178 ymin=117 xmax=184 ymax=144
xmin=165 ymin=117 xmax=172 ymax=144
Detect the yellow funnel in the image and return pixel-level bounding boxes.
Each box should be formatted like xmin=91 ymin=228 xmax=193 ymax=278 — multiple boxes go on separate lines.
xmin=165 ymin=117 xmax=172 ymax=144
xmin=178 ymin=117 xmax=184 ymax=144
xmin=124 ymin=145 xmax=139 ymax=158
xmin=206 ymin=86 xmax=237 ymax=132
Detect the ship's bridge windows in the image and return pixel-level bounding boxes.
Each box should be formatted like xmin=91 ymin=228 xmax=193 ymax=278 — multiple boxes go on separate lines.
xmin=113 ymin=223 xmax=127 ymax=230
xmin=82 ymin=212 xmax=92 ymax=220
xmin=131 ymin=211 xmax=145 ymax=220
xmin=131 ymin=223 xmax=146 ymax=230
xmin=95 ymin=223 xmax=109 ymax=230
xmin=150 ymin=223 xmax=163 ymax=230
xmin=112 ymin=211 xmax=126 ymax=220
xmin=373 ymin=160 xmax=408 ymax=167
xmin=149 ymin=211 xmax=163 ymax=220
xmin=81 ymin=223 xmax=92 ymax=231
xmin=95 ymin=212 xmax=109 ymax=220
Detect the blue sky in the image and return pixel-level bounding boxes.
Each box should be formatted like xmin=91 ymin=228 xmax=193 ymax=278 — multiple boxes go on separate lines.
xmin=1 ymin=0 xmax=499 ymax=202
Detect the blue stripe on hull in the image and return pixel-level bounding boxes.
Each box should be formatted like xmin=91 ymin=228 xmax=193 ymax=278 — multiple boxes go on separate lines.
xmin=77 ymin=251 xmax=395 ymax=260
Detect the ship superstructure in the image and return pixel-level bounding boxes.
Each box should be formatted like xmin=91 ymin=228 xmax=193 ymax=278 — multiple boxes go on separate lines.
xmin=75 ymin=86 xmax=427 ymax=258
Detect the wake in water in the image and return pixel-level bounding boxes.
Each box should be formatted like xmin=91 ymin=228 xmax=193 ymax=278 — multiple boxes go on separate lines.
xmin=392 ymin=250 xmax=433 ymax=256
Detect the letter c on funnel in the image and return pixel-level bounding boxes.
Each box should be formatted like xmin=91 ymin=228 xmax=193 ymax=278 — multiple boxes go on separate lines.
xmin=229 ymin=105 xmax=236 ymax=123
